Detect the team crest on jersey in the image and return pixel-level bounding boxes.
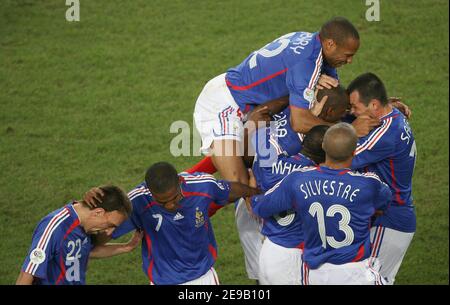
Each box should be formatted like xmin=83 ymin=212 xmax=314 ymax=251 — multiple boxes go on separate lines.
xmin=30 ymin=248 xmax=46 ymax=265
xmin=303 ymin=87 xmax=315 ymax=103
xmin=195 ymin=207 xmax=205 ymax=228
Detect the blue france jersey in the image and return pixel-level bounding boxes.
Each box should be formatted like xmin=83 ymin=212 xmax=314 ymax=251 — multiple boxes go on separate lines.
xmin=251 ymin=166 xmax=391 ymax=269
xmin=251 ymin=108 xmax=303 ymax=169
xmin=352 ymin=108 xmax=417 ymax=232
xmin=21 ymin=204 xmax=92 ymax=285
xmin=112 ymin=173 xmax=231 ymax=285
xmin=226 ymin=32 xmax=337 ymax=112
xmin=253 ymin=151 xmax=315 ymax=248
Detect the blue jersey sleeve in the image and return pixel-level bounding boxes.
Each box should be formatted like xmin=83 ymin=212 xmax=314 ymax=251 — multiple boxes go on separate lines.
xmin=251 ymin=175 xmax=295 ymax=218
xmin=112 ymin=199 xmax=142 ymax=239
xmin=352 ymin=125 xmax=396 ymax=169
xmin=21 ymin=219 xmax=60 ymax=279
xmin=374 ymin=179 xmax=392 ymax=211
xmin=209 ymin=180 xmax=232 ymax=205
xmin=286 ymin=60 xmax=319 ymax=109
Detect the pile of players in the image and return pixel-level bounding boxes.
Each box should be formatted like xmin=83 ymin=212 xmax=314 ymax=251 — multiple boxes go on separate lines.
xmin=17 ymin=17 xmax=416 ymax=285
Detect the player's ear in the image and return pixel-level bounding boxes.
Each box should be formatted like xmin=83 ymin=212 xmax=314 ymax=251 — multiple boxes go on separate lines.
xmin=369 ymin=99 xmax=380 ymax=110
xmin=325 ymin=38 xmax=336 ymax=51
xmin=92 ymin=207 xmax=106 ymax=217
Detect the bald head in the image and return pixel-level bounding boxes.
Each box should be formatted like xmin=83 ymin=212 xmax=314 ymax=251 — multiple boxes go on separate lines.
xmin=322 ymin=122 xmax=358 ymax=162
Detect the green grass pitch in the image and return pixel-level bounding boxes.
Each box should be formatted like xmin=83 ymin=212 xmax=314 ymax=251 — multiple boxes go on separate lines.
xmin=0 ymin=0 xmax=448 ymax=284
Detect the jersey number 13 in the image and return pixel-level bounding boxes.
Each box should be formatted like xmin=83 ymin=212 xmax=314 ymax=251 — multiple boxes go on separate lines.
xmin=309 ymin=202 xmax=354 ymax=249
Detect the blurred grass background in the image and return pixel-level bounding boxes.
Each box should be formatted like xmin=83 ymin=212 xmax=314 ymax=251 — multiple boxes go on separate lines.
xmin=0 ymin=0 xmax=448 ymax=284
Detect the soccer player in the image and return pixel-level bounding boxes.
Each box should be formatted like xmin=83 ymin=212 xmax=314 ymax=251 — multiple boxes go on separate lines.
xmin=193 ymin=16 xmax=379 ymax=188
xmin=252 ymin=125 xmax=329 ymax=285
xmin=16 ymin=185 xmax=135 ymax=285
xmin=347 ymin=73 xmax=417 ymax=284
xmin=249 ymin=123 xmax=391 ymax=285
xmin=84 ymin=162 xmax=261 ymax=285
xmin=206 ymin=85 xmax=350 ymax=283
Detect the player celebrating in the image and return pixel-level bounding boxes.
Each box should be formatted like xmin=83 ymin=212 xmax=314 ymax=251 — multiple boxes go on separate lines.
xmin=249 ymin=123 xmax=391 ymax=285
xmin=347 ymin=73 xmax=417 ymax=284
xmin=204 ymin=85 xmax=351 ymax=283
xmin=16 ymin=185 xmax=136 ymax=285
xmin=84 ymin=162 xmax=261 ymax=285
xmin=252 ymin=125 xmax=329 ymax=284
xmin=193 ymin=16 xmax=379 ymax=187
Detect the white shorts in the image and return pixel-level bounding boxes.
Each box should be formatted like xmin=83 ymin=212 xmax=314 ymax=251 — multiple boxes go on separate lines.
xmin=259 ymin=237 xmax=303 ymax=285
xmin=193 ymin=73 xmax=245 ymax=155
xmin=370 ymin=225 xmax=415 ymax=285
xmin=235 ymin=198 xmax=264 ymax=280
xmin=179 ymin=267 xmax=220 ymax=285
xmin=305 ymin=259 xmax=386 ymax=285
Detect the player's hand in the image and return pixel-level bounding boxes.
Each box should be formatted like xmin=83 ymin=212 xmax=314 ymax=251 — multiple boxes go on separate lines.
xmin=374 ymin=210 xmax=384 ymax=217
xmin=247 ymin=105 xmax=271 ymax=127
xmin=389 ymin=97 xmax=412 ymax=119
xmin=248 ymin=169 xmax=257 ymax=188
xmin=316 ymin=74 xmax=339 ymax=90
xmin=124 ymin=230 xmax=144 ymax=252
xmin=352 ymin=113 xmax=381 ymax=137
xmin=83 ymin=187 xmax=104 ymax=209
xmin=311 ymin=95 xmax=328 ymax=117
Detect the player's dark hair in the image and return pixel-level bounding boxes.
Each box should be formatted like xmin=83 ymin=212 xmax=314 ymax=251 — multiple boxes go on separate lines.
xmin=145 ymin=162 xmax=179 ymax=194
xmin=317 ymin=85 xmax=349 ymax=117
xmin=301 ymin=125 xmax=330 ymax=164
xmin=96 ymin=185 xmax=132 ymax=217
xmin=347 ymin=72 xmax=388 ymax=106
xmin=319 ymin=17 xmax=360 ymax=45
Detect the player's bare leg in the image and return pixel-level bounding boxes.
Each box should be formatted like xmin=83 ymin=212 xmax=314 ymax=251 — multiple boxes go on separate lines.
xmin=210 ymin=139 xmax=249 ymax=184
xmin=211 ymin=139 xmax=262 ymax=284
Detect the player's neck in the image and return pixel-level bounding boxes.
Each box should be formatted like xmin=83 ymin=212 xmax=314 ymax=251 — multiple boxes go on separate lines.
xmin=376 ymin=104 xmax=393 ymax=119
xmin=72 ymin=201 xmax=89 ymax=229
xmin=322 ymin=158 xmax=352 ymax=170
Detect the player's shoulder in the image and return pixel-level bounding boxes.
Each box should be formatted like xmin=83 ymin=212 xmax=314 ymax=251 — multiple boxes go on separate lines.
xmin=288 ymin=31 xmax=322 ymax=64
xmin=290 ymin=165 xmax=318 ymax=177
xmin=127 ymin=182 xmax=153 ymax=208
xmin=346 ymin=170 xmax=384 ymax=184
xmin=34 ymin=206 xmax=72 ymax=239
xmin=180 ymin=172 xmax=219 ymax=186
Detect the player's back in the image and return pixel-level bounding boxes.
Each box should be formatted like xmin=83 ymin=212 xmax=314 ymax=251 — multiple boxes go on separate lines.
xmin=226 ymin=31 xmax=322 ymax=110
xmin=291 ymin=166 xmax=390 ymax=269
xmin=22 ymin=204 xmax=91 ymax=285
xmin=352 ymin=108 xmax=416 ymax=232
xmin=256 ymin=153 xmax=315 ymax=248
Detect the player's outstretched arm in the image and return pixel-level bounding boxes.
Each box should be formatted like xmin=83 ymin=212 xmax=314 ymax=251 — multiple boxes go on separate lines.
xmin=227 ymin=182 xmax=261 ymax=203
xmin=290 ymin=106 xmax=332 ymax=134
xmin=89 ymin=230 xmax=143 ymax=259
xmin=15 ymin=271 xmax=35 ymax=285
xmin=389 ymin=97 xmax=412 ymax=119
